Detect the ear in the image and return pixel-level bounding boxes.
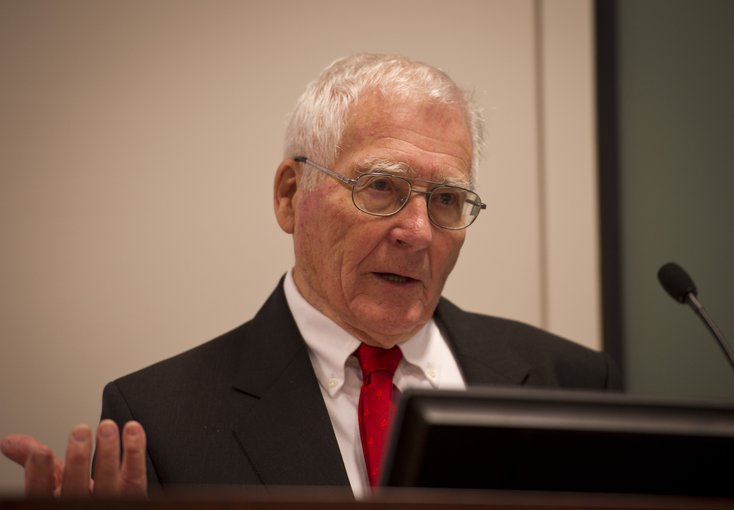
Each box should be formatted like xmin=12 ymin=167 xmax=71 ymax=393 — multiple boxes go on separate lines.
xmin=273 ymin=159 xmax=300 ymax=234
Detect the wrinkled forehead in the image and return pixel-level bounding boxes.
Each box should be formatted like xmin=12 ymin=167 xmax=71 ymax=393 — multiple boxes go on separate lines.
xmin=338 ymin=92 xmax=474 ymax=183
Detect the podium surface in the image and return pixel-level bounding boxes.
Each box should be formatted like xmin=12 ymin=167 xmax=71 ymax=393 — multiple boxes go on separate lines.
xmin=2 ymin=488 xmax=734 ymax=510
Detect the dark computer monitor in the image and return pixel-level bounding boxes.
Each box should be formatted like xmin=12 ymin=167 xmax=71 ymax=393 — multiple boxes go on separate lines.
xmin=380 ymin=387 xmax=734 ymax=497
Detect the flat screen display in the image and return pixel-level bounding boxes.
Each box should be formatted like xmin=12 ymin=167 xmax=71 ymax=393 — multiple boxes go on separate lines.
xmin=380 ymin=387 xmax=734 ymax=497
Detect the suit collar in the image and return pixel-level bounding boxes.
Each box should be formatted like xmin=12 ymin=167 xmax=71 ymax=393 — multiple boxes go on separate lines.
xmin=232 ymin=286 xmax=531 ymax=393
xmin=435 ymin=297 xmax=530 ymax=386
xmin=230 ymin=278 xmax=350 ymax=488
xmin=227 ymin=282 xmax=528 ymax=487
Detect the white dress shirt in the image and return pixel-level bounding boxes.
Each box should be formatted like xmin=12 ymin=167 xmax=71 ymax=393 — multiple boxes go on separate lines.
xmin=283 ymin=270 xmax=466 ymax=497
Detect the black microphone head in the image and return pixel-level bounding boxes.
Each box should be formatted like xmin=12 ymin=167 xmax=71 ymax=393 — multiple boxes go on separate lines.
xmin=658 ymin=262 xmax=698 ymax=303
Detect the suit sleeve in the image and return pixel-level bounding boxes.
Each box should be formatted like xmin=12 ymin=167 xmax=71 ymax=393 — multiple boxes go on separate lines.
xmin=100 ymin=381 xmax=162 ymax=488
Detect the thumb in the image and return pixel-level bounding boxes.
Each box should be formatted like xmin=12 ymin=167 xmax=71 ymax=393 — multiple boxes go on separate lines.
xmin=1 ymin=434 xmax=48 ymax=467
xmin=2 ymin=435 xmax=65 ymax=483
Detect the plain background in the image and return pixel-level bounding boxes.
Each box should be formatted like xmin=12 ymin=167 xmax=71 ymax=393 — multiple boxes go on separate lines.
xmin=613 ymin=0 xmax=734 ymax=399
xmin=0 ymin=0 xmax=601 ymax=491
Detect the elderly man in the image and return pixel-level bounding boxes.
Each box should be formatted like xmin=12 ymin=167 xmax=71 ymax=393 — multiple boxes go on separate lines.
xmin=2 ymin=53 xmax=620 ymax=498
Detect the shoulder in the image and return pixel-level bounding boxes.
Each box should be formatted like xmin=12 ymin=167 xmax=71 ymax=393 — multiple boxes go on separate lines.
xmin=435 ymin=298 xmax=622 ymax=390
xmin=107 ymin=279 xmax=294 ymax=396
xmin=102 ymin=322 xmax=254 ymax=417
xmin=436 ymin=297 xmax=593 ymax=354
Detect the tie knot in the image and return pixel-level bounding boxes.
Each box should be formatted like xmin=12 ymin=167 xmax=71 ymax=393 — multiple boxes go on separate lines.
xmin=356 ymin=343 xmax=402 ymax=378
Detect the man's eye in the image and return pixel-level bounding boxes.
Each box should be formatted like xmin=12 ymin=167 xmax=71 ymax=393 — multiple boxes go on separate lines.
xmin=435 ymin=191 xmax=459 ymax=206
xmin=365 ymin=176 xmax=395 ymax=192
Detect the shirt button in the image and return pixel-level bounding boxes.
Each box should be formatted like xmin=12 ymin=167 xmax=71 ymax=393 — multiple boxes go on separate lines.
xmin=327 ymin=378 xmax=339 ymax=388
xmin=427 ymin=368 xmax=437 ymax=379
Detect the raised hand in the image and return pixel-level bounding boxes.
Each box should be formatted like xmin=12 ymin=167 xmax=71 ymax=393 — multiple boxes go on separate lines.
xmin=1 ymin=420 xmax=147 ymax=498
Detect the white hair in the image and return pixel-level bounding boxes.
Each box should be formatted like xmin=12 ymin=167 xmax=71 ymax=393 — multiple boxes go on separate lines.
xmin=283 ymin=53 xmax=484 ymax=187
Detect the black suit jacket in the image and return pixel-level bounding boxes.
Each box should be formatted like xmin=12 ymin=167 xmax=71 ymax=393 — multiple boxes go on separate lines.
xmin=101 ymin=279 xmax=620 ymax=488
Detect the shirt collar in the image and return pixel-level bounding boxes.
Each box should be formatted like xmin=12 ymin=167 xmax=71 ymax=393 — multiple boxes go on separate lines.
xmin=284 ymin=270 xmax=449 ymax=394
xmin=284 ymin=270 xmax=360 ymax=396
xmin=398 ymin=321 xmax=446 ymax=388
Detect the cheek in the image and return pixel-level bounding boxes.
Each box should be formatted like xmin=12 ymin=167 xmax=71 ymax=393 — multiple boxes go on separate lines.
xmin=294 ymin=193 xmax=331 ymax=256
xmin=434 ymin=234 xmax=465 ymax=281
xmin=293 ymin=188 xmax=354 ymax=272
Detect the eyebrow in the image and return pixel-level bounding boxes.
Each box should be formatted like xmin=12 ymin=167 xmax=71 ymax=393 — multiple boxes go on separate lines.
xmin=354 ymin=158 xmax=472 ymax=188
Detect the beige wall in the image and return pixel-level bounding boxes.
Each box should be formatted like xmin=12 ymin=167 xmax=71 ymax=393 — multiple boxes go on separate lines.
xmin=0 ymin=0 xmax=598 ymax=491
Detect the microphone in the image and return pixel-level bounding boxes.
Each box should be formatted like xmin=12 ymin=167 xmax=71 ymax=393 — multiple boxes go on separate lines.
xmin=657 ymin=262 xmax=734 ymax=370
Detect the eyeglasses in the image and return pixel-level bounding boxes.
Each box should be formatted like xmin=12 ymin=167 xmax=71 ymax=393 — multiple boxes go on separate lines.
xmin=294 ymin=156 xmax=486 ymax=230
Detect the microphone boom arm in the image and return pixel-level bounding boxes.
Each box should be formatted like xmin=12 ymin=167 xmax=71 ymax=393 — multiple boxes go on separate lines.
xmin=685 ymin=293 xmax=734 ymax=370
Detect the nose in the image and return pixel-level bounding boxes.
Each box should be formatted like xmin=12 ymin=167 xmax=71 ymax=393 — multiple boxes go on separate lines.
xmin=387 ymin=193 xmax=433 ymax=250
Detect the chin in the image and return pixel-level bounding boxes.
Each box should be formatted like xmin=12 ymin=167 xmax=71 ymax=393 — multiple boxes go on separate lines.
xmin=361 ymin=308 xmax=428 ymax=340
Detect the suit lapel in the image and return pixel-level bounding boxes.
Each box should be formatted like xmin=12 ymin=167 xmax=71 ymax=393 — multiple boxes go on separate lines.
xmin=434 ymin=298 xmax=531 ymax=386
xmin=226 ymin=285 xmax=530 ymax=486
xmin=230 ymin=280 xmax=350 ymax=487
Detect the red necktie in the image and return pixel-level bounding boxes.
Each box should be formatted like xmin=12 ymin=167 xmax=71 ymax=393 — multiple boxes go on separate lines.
xmin=356 ymin=343 xmax=402 ymax=487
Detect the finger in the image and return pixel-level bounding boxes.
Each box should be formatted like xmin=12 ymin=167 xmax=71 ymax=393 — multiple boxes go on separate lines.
xmin=91 ymin=420 xmax=120 ymax=498
xmin=60 ymin=425 xmax=93 ymax=498
xmin=1 ymin=434 xmax=48 ymax=467
xmin=119 ymin=422 xmax=147 ymax=498
xmin=1 ymin=435 xmax=61 ymax=498
xmin=25 ymin=446 xmax=56 ymax=498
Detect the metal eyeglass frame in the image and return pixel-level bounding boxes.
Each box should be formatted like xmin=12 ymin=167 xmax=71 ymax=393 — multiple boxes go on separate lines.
xmin=293 ymin=156 xmax=486 ymax=230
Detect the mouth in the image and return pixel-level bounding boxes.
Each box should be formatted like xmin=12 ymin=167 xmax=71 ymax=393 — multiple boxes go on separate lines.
xmin=376 ymin=272 xmax=417 ymax=284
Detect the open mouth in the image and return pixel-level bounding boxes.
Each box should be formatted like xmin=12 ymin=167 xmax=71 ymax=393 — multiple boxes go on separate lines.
xmin=376 ymin=272 xmax=414 ymax=284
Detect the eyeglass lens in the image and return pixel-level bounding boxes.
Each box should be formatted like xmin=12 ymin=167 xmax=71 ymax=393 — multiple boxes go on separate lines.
xmin=353 ymin=174 xmax=480 ymax=228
